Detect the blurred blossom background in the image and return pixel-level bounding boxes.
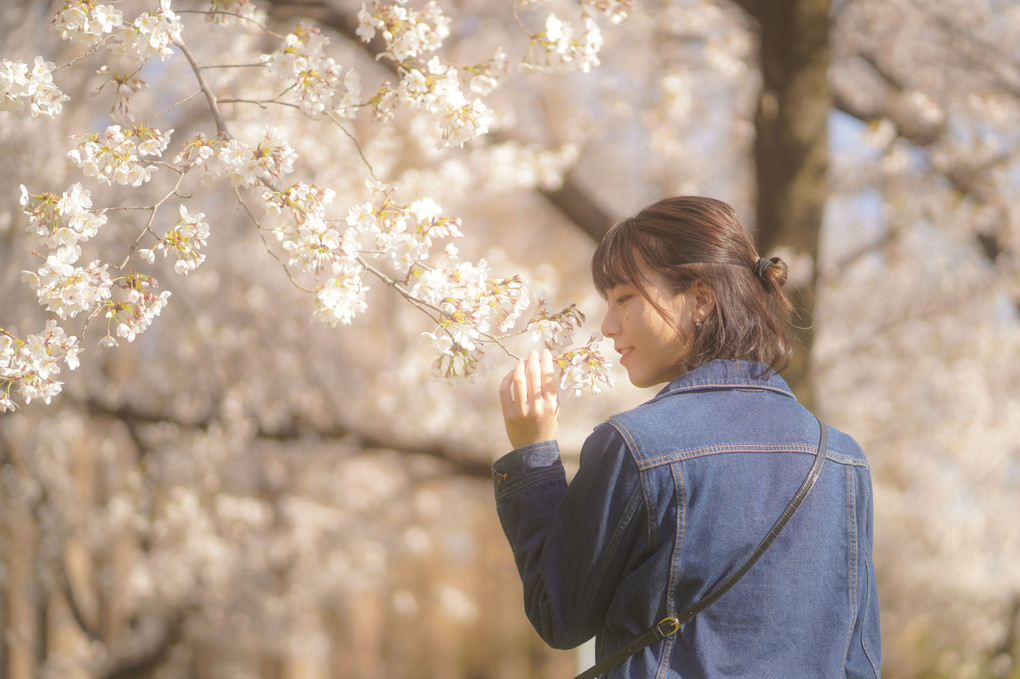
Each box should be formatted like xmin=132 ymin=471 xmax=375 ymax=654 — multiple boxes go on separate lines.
xmin=1 ymin=0 xmax=1019 ymax=677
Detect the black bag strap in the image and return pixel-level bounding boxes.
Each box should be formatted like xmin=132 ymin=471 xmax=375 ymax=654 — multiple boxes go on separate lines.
xmin=573 ymin=417 xmax=828 ymax=679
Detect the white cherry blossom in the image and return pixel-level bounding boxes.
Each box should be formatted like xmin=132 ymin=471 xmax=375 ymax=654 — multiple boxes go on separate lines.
xmin=111 ymin=0 xmax=183 ymax=63
xmin=0 ymin=57 xmax=69 ymax=118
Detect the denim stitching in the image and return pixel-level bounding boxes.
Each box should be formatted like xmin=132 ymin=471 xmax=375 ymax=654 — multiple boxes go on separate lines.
xmin=607 ymin=418 xmax=642 ymax=460
xmin=494 ymin=468 xmax=565 ymax=499
xmin=860 ymin=553 xmax=881 ymax=677
xmin=637 ymin=443 xmax=817 ymax=468
xmin=667 ymin=464 xmax=687 ymax=615
xmin=655 ymin=634 xmax=677 ymax=679
xmin=636 ymin=447 xmax=868 ymax=471
xmin=641 ymin=468 xmax=656 ymax=548
xmin=654 ymin=383 xmax=795 ymax=401
xmin=606 ymin=419 xmax=655 ymax=547
xmin=840 ymin=466 xmax=859 ymax=676
xmin=654 ymin=465 xmax=685 ymax=679
xmin=676 ymin=466 xmax=687 ymax=584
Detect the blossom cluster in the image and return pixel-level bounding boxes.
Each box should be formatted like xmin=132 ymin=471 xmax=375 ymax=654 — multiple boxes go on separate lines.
xmin=54 ymin=0 xmax=182 ymax=63
xmin=420 ymin=264 xmax=530 ymax=379
xmin=0 ymin=322 xmax=82 ymax=411
xmin=112 ymin=0 xmax=183 ymax=62
xmin=68 ymin=124 xmax=173 ymax=187
xmin=358 ymin=1 xmax=497 ymax=147
xmin=173 ymin=128 xmax=297 ymax=188
xmin=555 ymin=332 xmax=614 ymax=396
xmin=15 ymin=174 xmax=175 ymax=405
xmin=96 ymin=273 xmax=172 ymax=347
xmin=356 ymin=0 xmax=452 ymax=62
xmin=140 ymin=205 xmax=212 ymax=275
xmin=347 ymin=185 xmax=463 ymax=276
xmin=260 ymin=25 xmax=362 ymax=119
xmin=21 ymin=246 xmax=113 ymax=320
xmin=376 ymin=58 xmax=496 ymax=147
xmin=257 ymin=179 xmax=553 ymax=380
xmin=263 ymin=182 xmax=352 ymax=277
xmin=524 ymin=13 xmax=604 ymax=74
xmin=53 ymin=0 xmax=124 ymax=47
xmin=0 ymin=57 xmax=69 ymax=118
xmin=20 ymin=183 xmax=107 ymax=249
xmin=19 ymin=184 xmax=113 ymax=319
xmin=528 ymin=302 xmax=586 ymax=353
xmin=219 ymin=128 xmax=298 ymax=187
xmin=255 ymin=177 xmax=612 ymax=389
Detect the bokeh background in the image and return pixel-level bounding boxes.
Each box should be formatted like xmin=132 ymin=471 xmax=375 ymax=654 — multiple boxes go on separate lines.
xmin=2 ymin=0 xmax=1018 ymax=677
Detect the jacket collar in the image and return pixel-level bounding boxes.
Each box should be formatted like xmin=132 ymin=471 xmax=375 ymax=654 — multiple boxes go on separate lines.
xmin=653 ymin=360 xmax=796 ymax=401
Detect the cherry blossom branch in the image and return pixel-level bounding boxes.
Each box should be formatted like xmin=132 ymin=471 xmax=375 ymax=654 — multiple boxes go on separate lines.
xmin=324 ymin=111 xmax=379 ymax=181
xmin=173 ymin=38 xmax=228 ymax=136
xmin=114 ymin=168 xmax=189 ymax=272
xmin=54 ymin=39 xmax=111 ymax=72
xmin=175 ymin=8 xmax=284 ymax=40
xmin=233 ymin=186 xmax=318 ymax=294
xmin=149 ymin=88 xmax=204 ymax=122
xmin=200 ymin=62 xmax=270 ymax=70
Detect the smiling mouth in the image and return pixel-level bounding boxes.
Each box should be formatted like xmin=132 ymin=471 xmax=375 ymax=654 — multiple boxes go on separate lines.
xmin=617 ymin=347 xmax=634 ymax=362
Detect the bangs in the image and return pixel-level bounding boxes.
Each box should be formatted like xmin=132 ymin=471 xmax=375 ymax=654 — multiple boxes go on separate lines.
xmin=591 ymin=218 xmax=645 ymax=296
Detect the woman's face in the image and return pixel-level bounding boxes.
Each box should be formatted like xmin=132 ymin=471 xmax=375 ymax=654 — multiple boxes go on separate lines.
xmin=599 ymin=263 xmax=699 ymax=388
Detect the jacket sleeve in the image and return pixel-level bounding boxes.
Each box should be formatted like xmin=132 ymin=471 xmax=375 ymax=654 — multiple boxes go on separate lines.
xmin=492 ymin=423 xmax=646 ymax=649
xmin=844 ymin=466 xmax=882 ymax=678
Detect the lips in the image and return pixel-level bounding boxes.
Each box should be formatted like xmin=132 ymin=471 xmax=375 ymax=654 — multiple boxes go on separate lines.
xmin=616 ymin=347 xmax=634 ymax=363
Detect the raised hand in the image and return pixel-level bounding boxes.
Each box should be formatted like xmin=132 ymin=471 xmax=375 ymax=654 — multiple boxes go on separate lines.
xmin=499 ymin=349 xmax=560 ymax=450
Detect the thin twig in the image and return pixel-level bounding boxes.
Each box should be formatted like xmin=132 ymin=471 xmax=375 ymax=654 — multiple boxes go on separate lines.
xmin=174 ymin=8 xmax=285 ymax=39
xmin=233 ymin=186 xmax=317 ymax=293
xmin=200 ymin=62 xmax=269 ymax=70
xmin=149 ymin=88 xmax=203 ymax=122
xmin=174 ymin=39 xmax=229 ymax=136
xmin=115 ymin=171 xmax=188 ymax=271
xmin=325 ymin=111 xmax=379 ymax=181
xmin=358 ymin=258 xmax=518 ymax=358
xmin=54 ymin=39 xmax=110 ymax=72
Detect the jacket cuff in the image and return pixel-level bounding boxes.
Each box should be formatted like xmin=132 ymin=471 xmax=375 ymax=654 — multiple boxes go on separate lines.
xmin=492 ymin=440 xmax=564 ymax=499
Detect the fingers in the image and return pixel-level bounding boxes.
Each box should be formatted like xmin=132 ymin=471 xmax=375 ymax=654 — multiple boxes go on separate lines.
xmin=540 ymin=348 xmax=558 ymax=402
xmin=497 ymin=350 xmax=560 ymax=450
xmin=499 ymin=368 xmax=515 ymax=413
xmin=512 ymin=356 xmax=528 ymax=407
xmin=526 ymin=350 xmax=543 ymax=400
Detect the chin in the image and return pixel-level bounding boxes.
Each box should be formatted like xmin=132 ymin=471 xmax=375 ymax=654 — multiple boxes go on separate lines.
xmin=626 ymin=373 xmax=657 ymax=389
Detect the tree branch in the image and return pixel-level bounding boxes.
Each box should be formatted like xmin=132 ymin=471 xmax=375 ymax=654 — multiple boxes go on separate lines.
xmin=831 ymin=53 xmax=1016 ymax=273
xmin=79 ymin=398 xmax=494 ymax=479
xmin=174 ymin=38 xmax=229 ymax=136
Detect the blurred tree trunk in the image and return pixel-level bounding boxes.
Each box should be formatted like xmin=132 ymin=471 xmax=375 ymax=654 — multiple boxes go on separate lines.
xmin=733 ymin=0 xmax=832 ymax=410
xmin=2 ymin=498 xmax=37 ymax=679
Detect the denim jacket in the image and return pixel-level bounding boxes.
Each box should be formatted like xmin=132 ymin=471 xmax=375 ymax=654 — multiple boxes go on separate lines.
xmin=493 ymin=360 xmax=881 ymax=678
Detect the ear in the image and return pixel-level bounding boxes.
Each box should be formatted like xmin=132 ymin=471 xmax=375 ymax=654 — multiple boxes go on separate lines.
xmin=691 ymin=280 xmax=716 ymax=320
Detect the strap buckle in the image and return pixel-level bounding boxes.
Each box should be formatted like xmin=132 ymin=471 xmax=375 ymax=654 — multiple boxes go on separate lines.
xmin=656 ymin=616 xmax=680 ymax=639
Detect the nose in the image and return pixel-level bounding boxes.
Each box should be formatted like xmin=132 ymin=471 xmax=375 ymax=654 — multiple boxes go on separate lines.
xmin=600 ymin=306 xmax=618 ymax=338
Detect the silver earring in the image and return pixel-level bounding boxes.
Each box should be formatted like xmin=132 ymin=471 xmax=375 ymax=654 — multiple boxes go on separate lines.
xmin=695 ymin=318 xmax=703 ymax=328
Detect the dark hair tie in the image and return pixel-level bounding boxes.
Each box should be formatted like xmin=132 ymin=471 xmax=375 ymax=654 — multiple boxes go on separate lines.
xmin=753 ymin=257 xmax=773 ymax=280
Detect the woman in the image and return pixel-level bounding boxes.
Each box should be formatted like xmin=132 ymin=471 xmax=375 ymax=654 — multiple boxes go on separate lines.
xmin=494 ymin=197 xmax=880 ymax=678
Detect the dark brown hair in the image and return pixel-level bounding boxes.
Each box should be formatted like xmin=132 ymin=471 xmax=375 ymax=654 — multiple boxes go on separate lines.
xmin=591 ymin=196 xmax=795 ymax=375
